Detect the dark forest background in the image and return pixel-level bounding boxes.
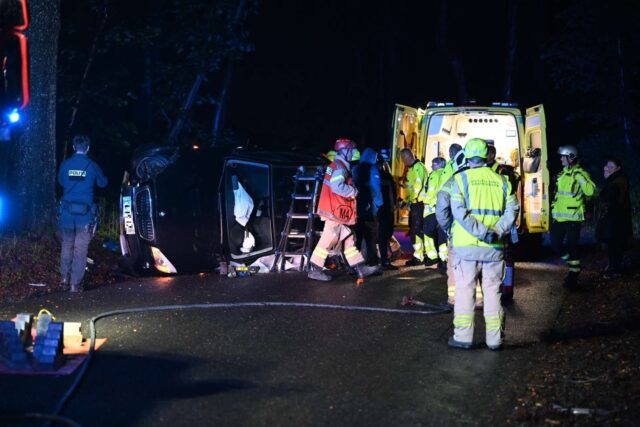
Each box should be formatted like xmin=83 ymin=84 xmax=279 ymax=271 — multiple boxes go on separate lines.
xmin=1 ymin=0 xmax=639 ymax=231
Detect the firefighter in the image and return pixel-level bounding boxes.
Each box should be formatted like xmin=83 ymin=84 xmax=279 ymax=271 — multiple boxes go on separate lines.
xmin=486 ymin=144 xmax=520 ymax=304
xmin=400 ymin=148 xmax=431 ymax=266
xmin=550 ymin=145 xmax=596 ymax=289
xmin=447 ymin=138 xmax=519 ymax=350
xmin=309 ymin=138 xmax=378 ymax=282
xmin=423 ymin=157 xmax=448 ymax=270
xmin=58 ymin=135 xmax=108 ymax=292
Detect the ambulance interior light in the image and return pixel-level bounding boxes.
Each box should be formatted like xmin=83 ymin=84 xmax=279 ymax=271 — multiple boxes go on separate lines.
xmin=491 ymin=102 xmax=519 ymax=107
xmin=426 ymin=101 xmax=454 ymax=108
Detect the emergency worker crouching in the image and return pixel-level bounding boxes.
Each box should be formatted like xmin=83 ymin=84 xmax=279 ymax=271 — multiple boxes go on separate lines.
xmin=58 ymin=135 xmax=108 ymax=292
xmin=550 ymin=145 xmax=595 ymax=289
xmin=447 ymin=138 xmax=519 ymax=350
xmin=400 ymin=148 xmax=431 ymax=266
xmin=309 ymin=138 xmax=378 ymax=282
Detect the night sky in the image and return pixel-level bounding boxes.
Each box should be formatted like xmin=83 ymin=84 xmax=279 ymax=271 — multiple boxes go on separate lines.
xmin=228 ymin=0 xmax=546 ymax=151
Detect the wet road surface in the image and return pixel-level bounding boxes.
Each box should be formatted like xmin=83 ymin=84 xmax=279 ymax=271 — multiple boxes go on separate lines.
xmin=0 ymin=260 xmax=566 ymax=426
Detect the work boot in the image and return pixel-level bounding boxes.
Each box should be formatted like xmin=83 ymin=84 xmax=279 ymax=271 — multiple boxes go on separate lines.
xmin=562 ymin=271 xmax=579 ymax=289
xmin=308 ymin=264 xmax=332 ymax=282
xmin=380 ymin=262 xmax=399 ymax=271
xmin=424 ymin=258 xmax=438 ymax=268
xmin=59 ymin=277 xmax=70 ymax=291
xmin=437 ymin=261 xmax=447 ymax=275
xmin=404 ymin=258 xmax=423 ymax=267
xmin=487 ymin=343 xmax=502 ymax=351
xmin=501 ymin=293 xmax=514 ymax=306
xmin=448 ymin=337 xmax=472 ymax=350
xmin=355 ymin=264 xmax=380 ymax=278
xmin=69 ymin=282 xmax=83 ymax=293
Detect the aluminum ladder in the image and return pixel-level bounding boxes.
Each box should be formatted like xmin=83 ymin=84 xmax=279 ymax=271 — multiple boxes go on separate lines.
xmin=272 ymin=166 xmax=323 ymax=272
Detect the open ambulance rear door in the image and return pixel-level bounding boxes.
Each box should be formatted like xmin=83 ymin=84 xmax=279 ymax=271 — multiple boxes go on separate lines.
xmin=390 ymin=104 xmax=425 ymax=226
xmin=521 ymin=105 xmax=550 ymax=233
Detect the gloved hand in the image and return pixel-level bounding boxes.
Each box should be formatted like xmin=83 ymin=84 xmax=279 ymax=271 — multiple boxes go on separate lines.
xmin=483 ymin=230 xmax=499 ymax=244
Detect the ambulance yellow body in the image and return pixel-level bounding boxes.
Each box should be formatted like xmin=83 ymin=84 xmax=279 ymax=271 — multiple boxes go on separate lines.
xmin=390 ymin=101 xmax=549 ymax=234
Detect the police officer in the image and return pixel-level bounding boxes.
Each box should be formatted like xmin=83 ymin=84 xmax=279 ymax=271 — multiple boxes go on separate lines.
xmin=400 ymin=148 xmax=430 ymax=266
xmin=551 ymin=145 xmax=595 ymax=289
xmin=58 ymin=135 xmax=108 ymax=292
xmin=309 ymin=138 xmax=378 ymax=282
xmin=447 ymin=138 xmax=519 ymax=350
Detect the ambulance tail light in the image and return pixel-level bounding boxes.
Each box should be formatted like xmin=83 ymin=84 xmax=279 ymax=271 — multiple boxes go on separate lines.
xmin=150 ymin=246 xmax=177 ymax=274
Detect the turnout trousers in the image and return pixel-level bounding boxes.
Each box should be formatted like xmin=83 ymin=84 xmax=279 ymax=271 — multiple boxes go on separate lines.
xmin=311 ymin=219 xmax=365 ymax=268
xmin=452 ymin=259 xmax=505 ymax=347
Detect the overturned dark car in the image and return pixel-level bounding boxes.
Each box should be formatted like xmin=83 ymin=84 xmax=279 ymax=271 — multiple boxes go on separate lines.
xmin=119 ymin=144 xmax=323 ymax=274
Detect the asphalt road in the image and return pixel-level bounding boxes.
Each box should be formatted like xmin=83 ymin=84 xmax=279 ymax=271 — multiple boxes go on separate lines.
xmin=0 ymin=260 xmax=566 ymax=427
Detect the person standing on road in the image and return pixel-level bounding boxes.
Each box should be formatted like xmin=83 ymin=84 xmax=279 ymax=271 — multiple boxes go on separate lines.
xmin=423 ymin=157 xmax=448 ymax=270
xmin=550 ymin=145 xmax=596 ymax=289
xmin=400 ymin=148 xmax=430 ymax=266
xmin=596 ymin=157 xmax=633 ymax=278
xmin=377 ymin=149 xmax=398 ymax=270
xmin=309 ymin=138 xmax=378 ymax=282
xmin=447 ymin=138 xmax=519 ymax=350
xmin=436 ymin=146 xmax=483 ymax=308
xmin=486 ymin=144 xmax=520 ymax=305
xmin=353 ymin=148 xmax=384 ymax=266
xmin=58 ymin=135 xmax=108 ymax=292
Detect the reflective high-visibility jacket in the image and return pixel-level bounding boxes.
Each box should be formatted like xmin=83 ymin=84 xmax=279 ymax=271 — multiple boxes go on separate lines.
xmin=404 ymin=160 xmax=428 ymax=204
xmin=440 ymin=150 xmax=466 ymax=187
xmin=424 ymin=167 xmax=445 ymax=214
xmin=449 ymin=166 xmax=519 ymax=261
xmin=552 ymin=165 xmax=595 ymax=222
xmin=317 ymin=155 xmax=358 ymax=225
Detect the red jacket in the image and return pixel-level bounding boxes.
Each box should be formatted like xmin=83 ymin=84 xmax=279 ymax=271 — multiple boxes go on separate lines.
xmin=317 ymin=156 xmax=358 ymax=225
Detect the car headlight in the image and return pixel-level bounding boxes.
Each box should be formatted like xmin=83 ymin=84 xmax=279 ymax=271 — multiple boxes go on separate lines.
xmin=150 ymin=246 xmax=177 ymax=274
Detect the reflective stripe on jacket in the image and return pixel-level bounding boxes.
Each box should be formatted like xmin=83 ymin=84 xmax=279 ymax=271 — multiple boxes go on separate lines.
xmin=450 ymin=166 xmax=519 ymax=261
xmin=552 ymin=165 xmax=595 ymax=222
xmin=404 ymin=160 xmax=428 ymax=203
xmin=317 ymin=155 xmax=358 ymax=225
xmin=424 ymin=168 xmax=445 ymax=214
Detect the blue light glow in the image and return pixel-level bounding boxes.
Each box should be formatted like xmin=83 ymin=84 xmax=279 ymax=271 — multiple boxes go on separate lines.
xmin=0 ymin=196 xmax=4 ymax=223
xmin=8 ymin=109 xmax=20 ymax=124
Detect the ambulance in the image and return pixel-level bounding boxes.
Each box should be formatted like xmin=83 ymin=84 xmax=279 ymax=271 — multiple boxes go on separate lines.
xmin=390 ymin=101 xmax=549 ymax=235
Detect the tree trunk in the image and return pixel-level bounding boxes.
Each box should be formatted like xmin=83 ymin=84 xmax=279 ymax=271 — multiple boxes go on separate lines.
xmin=503 ymin=0 xmax=518 ymax=101
xmin=6 ymin=0 xmax=60 ymax=231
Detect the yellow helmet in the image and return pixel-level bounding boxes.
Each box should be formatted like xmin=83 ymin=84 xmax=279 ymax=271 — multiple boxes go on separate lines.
xmin=351 ymin=149 xmax=361 ymax=161
xmin=324 ymin=150 xmax=337 ymax=162
xmin=464 ymin=138 xmax=488 ymax=160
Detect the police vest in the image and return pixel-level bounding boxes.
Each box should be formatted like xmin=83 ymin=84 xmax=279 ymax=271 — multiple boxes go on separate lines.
xmin=317 ymin=159 xmax=357 ymax=225
xmin=552 ymin=165 xmax=595 ymax=222
xmin=451 ymin=167 xmax=510 ymax=250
